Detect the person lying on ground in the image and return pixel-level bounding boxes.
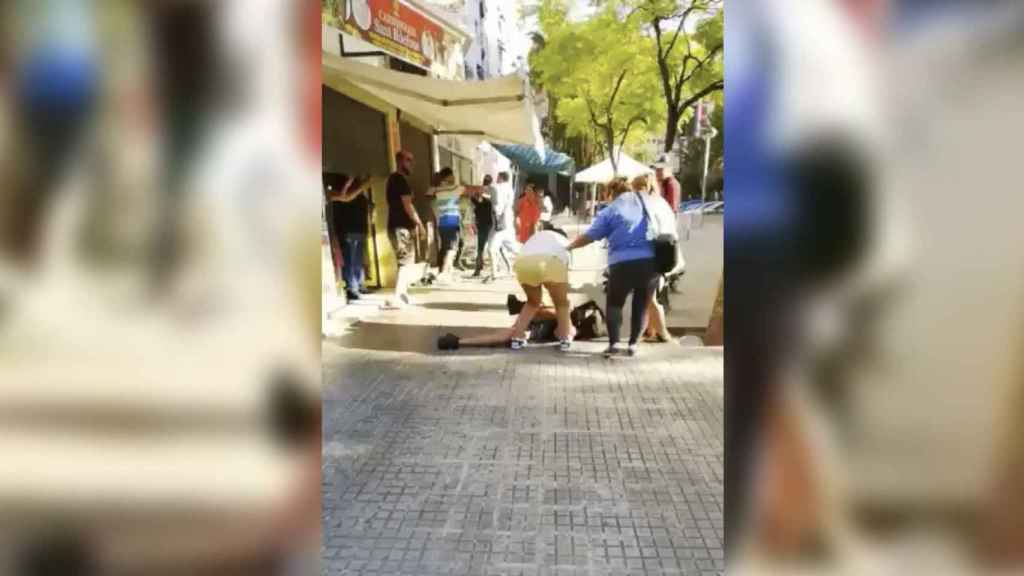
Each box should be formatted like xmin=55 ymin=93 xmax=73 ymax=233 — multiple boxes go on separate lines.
xmin=437 ymin=227 xmax=574 ymax=351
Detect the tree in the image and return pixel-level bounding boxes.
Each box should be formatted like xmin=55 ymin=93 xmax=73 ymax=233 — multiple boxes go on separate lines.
xmin=529 ymin=0 xmax=664 ymax=174
xmin=600 ymin=0 xmax=723 ymax=153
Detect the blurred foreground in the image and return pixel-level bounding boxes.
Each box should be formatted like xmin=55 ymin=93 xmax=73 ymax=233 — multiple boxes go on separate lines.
xmin=0 ymin=1 xmax=322 ymax=574
xmin=727 ymin=0 xmax=1024 ymax=574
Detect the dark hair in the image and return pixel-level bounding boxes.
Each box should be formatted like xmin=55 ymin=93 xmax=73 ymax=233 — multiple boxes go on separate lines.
xmin=323 ymin=172 xmax=349 ymax=196
xmin=437 ymin=167 xmax=455 ymax=181
xmin=483 ymin=175 xmax=493 ymax=185
xmin=498 ymin=171 xmax=510 ymax=181
xmin=540 ymin=221 xmax=568 ymax=238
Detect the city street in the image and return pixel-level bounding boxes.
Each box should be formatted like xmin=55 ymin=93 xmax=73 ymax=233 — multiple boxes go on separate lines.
xmin=321 ymin=231 xmax=724 ymax=576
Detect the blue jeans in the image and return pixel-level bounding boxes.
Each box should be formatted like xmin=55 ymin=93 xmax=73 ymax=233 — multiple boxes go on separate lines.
xmin=341 ymin=233 xmax=366 ymax=293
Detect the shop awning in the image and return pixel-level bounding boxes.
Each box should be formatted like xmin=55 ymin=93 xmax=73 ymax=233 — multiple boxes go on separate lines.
xmin=575 ymin=151 xmax=653 ymax=184
xmin=492 ymin=143 xmax=575 ymax=175
xmin=323 ymin=54 xmax=544 ymax=152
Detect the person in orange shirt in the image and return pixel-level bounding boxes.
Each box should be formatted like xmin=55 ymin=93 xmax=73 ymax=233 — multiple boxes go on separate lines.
xmin=515 ymin=183 xmax=543 ymax=243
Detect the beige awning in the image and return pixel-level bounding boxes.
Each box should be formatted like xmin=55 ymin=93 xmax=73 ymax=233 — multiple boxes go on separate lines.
xmin=322 ymin=53 xmax=544 ymax=152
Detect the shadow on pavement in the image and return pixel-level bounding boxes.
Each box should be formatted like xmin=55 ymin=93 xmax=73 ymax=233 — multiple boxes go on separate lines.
xmin=418 ymin=302 xmax=509 ymax=313
xmin=328 ymin=321 xmax=514 ymax=355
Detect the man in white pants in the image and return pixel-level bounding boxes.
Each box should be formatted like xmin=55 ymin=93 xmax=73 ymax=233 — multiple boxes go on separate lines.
xmin=486 ymin=171 xmax=519 ymax=282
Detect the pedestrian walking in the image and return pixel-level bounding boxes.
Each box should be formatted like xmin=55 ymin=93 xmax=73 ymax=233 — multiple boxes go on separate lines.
xmin=567 ymin=176 xmax=669 ymax=357
xmin=487 ymin=172 xmax=518 ymax=281
xmin=427 ymin=167 xmax=467 ymax=284
xmin=471 ymin=175 xmax=496 ymax=277
xmin=654 ymin=156 xmax=682 ymax=213
xmin=383 ymin=150 xmax=425 ymax=309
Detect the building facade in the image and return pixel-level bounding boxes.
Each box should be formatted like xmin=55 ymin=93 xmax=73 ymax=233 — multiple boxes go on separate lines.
xmin=451 ymin=0 xmax=521 ymax=80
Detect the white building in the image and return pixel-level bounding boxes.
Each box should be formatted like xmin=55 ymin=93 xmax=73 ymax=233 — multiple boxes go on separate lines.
xmin=423 ymin=0 xmax=520 ymax=80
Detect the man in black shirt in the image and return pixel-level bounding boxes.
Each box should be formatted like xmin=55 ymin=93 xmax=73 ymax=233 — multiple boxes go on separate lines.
xmin=328 ymin=175 xmax=371 ymax=301
xmin=471 ymin=175 xmax=496 ymax=277
xmin=384 ymin=150 xmax=425 ymax=309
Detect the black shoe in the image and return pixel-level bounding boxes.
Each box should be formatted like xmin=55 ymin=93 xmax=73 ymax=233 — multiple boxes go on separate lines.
xmin=472 ymin=269 xmax=482 ymax=278
xmin=507 ymin=294 xmax=524 ymax=316
xmin=346 ymin=291 xmax=361 ymax=301
xmin=437 ymin=333 xmax=460 ymax=350
xmin=358 ymin=287 xmax=373 ymax=294
xmin=603 ymin=345 xmax=621 ymax=358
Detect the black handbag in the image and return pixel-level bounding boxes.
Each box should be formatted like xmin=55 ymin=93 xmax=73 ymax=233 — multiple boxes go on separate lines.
xmin=638 ymin=194 xmax=678 ymax=274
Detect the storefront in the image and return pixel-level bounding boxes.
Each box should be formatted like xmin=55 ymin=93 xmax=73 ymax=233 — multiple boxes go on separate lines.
xmin=321 ymin=1 xmax=544 ymax=300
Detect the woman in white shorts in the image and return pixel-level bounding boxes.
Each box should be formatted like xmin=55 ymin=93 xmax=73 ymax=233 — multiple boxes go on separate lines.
xmin=437 ymin=227 xmax=574 ymax=351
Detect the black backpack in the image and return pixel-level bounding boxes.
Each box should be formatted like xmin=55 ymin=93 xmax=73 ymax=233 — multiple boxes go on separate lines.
xmin=571 ymin=301 xmax=606 ymax=340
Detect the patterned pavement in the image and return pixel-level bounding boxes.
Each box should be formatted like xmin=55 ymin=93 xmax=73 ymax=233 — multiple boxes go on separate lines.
xmin=322 ymin=335 xmax=724 ymax=576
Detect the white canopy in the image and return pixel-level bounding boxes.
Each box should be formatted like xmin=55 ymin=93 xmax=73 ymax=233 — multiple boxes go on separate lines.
xmin=322 ymin=53 xmax=544 ymax=153
xmin=574 ymin=151 xmax=653 ymax=184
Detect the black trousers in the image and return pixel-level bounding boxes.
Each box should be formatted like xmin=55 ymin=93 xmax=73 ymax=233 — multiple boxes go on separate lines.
xmin=606 ymin=258 xmax=659 ymax=346
xmin=474 ymin=224 xmax=493 ymax=272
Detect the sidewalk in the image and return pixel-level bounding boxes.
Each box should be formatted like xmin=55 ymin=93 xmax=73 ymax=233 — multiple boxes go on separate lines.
xmin=321 ymin=225 xmax=725 ymax=575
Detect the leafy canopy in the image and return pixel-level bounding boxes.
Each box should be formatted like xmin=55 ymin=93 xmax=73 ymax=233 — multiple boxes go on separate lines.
xmin=530 ymin=0 xmax=664 ymax=163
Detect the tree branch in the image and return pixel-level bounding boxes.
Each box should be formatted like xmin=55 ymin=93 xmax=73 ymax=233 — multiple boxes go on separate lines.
xmin=661 ymin=5 xmax=697 ymax=61
xmin=674 ymin=80 xmax=723 ymax=118
xmin=673 ymin=42 xmax=722 ymax=104
xmin=606 ymin=69 xmax=630 ymax=112
xmin=585 ymin=98 xmax=609 ymax=131
xmin=617 ymin=114 xmax=648 ymax=155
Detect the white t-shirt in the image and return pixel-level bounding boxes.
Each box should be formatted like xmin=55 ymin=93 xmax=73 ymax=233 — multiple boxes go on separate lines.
xmin=493 ymin=182 xmax=515 ymax=230
xmin=540 ymin=195 xmax=554 ymax=221
xmin=520 ymin=230 xmax=570 ymax=266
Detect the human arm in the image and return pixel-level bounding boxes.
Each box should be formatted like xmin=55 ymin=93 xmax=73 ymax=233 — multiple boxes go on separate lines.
xmin=401 ymin=195 xmax=424 ymax=233
xmin=336 ymin=178 xmax=370 ymax=203
xmin=567 ymin=206 xmax=613 ymax=252
xmin=566 ymin=234 xmax=595 ymax=251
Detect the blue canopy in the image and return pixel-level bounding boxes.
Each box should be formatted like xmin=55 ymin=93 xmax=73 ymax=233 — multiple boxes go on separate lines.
xmin=493 ymin=143 xmax=575 ymax=175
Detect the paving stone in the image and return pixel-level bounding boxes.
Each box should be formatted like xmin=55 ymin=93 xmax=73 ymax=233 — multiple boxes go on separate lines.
xmin=323 ymin=339 xmax=723 ymax=576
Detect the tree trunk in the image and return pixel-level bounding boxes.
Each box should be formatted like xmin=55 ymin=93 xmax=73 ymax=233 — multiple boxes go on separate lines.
xmin=605 ymin=125 xmax=618 ymax=175
xmin=663 ymin=108 xmax=681 ymax=153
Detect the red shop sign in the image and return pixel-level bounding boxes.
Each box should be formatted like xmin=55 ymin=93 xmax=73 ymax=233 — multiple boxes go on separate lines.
xmin=341 ymin=0 xmax=448 ymax=69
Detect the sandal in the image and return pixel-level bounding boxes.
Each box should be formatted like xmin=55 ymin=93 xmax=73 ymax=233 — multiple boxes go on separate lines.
xmin=510 ymin=338 xmax=528 ymax=350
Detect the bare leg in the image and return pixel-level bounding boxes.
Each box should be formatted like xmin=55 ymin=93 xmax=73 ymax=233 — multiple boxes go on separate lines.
xmin=647 ymin=299 xmax=671 ymax=340
xmin=510 ymin=284 xmax=544 ymax=339
xmin=458 ymin=328 xmax=517 ymax=347
xmin=544 ymin=282 xmax=573 ymax=341
xmin=456 ymin=284 xmax=543 ymax=347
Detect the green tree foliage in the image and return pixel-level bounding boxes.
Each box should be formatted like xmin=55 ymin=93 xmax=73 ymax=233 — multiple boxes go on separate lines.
xmin=633 ymin=0 xmax=722 ymax=153
xmin=529 ymin=0 xmax=664 ymax=174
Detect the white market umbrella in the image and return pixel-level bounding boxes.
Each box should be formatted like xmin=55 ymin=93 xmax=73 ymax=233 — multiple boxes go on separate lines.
xmin=574 ymin=151 xmax=653 ymax=184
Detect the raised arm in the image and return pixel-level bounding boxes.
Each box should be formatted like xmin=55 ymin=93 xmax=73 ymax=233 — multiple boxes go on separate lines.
xmin=337 ymin=179 xmax=370 ymax=203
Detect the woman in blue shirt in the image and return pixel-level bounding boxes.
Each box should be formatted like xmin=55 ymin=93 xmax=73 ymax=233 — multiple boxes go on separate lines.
xmin=567 ymin=177 xmax=659 ymax=357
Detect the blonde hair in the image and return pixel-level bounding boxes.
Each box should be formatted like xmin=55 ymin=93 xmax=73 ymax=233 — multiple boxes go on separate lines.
xmin=631 ymin=174 xmax=652 ymax=193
